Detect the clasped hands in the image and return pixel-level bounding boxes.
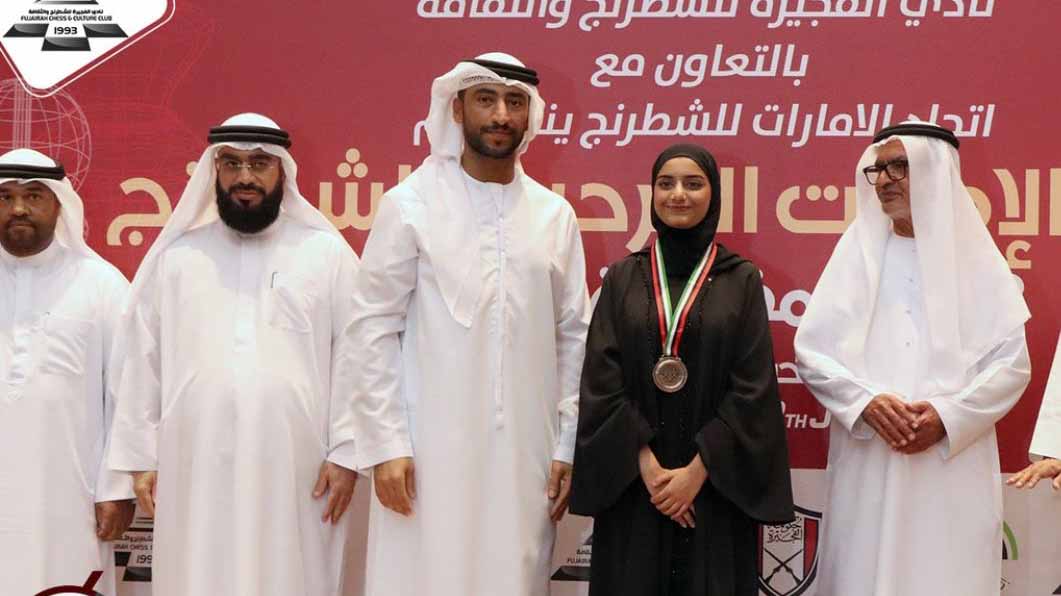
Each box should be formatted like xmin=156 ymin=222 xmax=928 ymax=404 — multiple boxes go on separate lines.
xmin=861 ymin=393 xmax=946 ymax=454
xmin=639 ymin=445 xmax=707 ymax=530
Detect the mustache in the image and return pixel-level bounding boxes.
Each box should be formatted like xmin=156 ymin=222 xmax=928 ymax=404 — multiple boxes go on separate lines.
xmin=481 ymin=125 xmax=514 ymax=134
xmin=229 ymin=183 xmax=267 ymax=195
xmin=5 ymin=217 xmax=34 ymax=228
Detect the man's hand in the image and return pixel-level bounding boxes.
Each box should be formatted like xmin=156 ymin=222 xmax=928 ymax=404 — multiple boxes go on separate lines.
xmin=649 ymin=454 xmax=708 ymax=522
xmin=131 ymin=471 xmax=157 ymax=518
xmin=897 ymin=401 xmax=947 ymax=454
xmin=547 ymin=461 xmax=573 ymax=523
xmin=1007 ymin=458 xmax=1061 ymax=491
xmin=373 ymin=457 xmax=416 ymax=516
xmin=95 ymin=500 xmax=136 ymax=541
xmin=861 ymin=393 xmax=920 ymax=448
xmin=313 ymin=461 xmax=358 ymax=524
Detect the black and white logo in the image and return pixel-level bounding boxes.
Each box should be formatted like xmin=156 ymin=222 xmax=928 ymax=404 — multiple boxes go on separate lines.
xmin=0 ymin=0 xmax=173 ymax=95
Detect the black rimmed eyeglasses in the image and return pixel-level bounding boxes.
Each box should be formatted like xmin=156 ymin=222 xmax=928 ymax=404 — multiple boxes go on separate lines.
xmin=863 ymin=159 xmax=908 ymax=185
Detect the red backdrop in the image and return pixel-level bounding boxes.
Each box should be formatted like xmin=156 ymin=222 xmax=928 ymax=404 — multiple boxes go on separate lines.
xmin=5 ymin=1 xmax=1059 ymax=472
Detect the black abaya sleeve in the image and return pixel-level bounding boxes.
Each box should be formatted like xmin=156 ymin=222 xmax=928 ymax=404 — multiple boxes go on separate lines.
xmin=569 ymin=268 xmax=654 ymax=516
xmin=695 ymin=265 xmax=795 ymax=524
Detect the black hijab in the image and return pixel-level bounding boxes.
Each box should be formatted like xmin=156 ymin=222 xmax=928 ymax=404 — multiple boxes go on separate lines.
xmin=650 ymin=144 xmax=722 ymax=278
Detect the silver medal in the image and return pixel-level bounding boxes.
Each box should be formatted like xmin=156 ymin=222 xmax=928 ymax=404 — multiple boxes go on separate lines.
xmin=652 ymin=356 xmax=688 ymax=393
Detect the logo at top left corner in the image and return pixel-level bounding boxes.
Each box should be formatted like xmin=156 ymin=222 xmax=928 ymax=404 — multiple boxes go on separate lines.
xmin=0 ymin=0 xmax=174 ymax=96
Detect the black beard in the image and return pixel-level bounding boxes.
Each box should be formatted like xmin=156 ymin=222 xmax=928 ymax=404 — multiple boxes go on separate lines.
xmin=215 ymin=179 xmax=283 ymax=234
xmin=0 ymin=219 xmax=53 ymax=257
xmin=463 ymin=123 xmax=525 ymax=159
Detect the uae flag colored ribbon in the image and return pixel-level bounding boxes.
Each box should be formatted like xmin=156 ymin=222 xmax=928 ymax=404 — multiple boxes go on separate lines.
xmin=649 ymin=240 xmax=717 ymax=393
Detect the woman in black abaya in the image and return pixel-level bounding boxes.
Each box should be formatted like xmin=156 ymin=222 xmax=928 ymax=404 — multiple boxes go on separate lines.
xmin=569 ymin=144 xmax=795 ymax=596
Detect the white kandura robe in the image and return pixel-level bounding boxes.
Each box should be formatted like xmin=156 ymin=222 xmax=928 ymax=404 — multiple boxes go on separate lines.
xmin=798 ymin=235 xmax=1030 ymax=596
xmin=1029 ymin=332 xmax=1061 ymax=459
xmin=107 ymin=215 xmax=359 ymax=596
xmin=0 ymin=241 xmax=133 ymax=595
xmin=349 ymin=169 xmax=590 ymax=596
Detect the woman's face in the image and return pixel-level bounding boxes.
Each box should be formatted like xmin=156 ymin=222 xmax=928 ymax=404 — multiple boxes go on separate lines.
xmin=653 ymin=156 xmax=711 ymax=230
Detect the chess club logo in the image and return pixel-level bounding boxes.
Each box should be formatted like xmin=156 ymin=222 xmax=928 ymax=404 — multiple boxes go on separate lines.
xmin=34 ymin=571 xmax=104 ymax=596
xmin=0 ymin=0 xmax=174 ymax=96
xmin=113 ymin=515 xmax=154 ymax=582
xmin=551 ymin=531 xmax=592 ymax=582
xmin=758 ymin=506 xmax=821 ymax=596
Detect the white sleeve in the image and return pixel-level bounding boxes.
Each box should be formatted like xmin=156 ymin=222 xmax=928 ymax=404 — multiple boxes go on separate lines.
xmin=928 ymin=325 xmax=1031 ymax=459
xmin=344 ymin=196 xmax=418 ymax=470
xmin=95 ymin=269 xmax=136 ymax=501
xmin=327 ymin=245 xmax=361 ymax=471
xmin=106 ymin=269 xmax=163 ymax=472
xmin=1029 ymin=332 xmax=1061 ymax=460
xmin=551 ymin=211 xmax=590 ymax=464
xmin=795 ymin=342 xmax=887 ymax=440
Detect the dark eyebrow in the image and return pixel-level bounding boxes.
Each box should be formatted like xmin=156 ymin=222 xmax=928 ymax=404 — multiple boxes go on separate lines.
xmin=473 ymin=88 xmax=499 ymax=98
xmin=216 ymin=150 xmax=275 ymax=161
xmin=656 ymin=174 xmax=706 ymax=180
xmin=21 ymin=182 xmax=49 ymax=192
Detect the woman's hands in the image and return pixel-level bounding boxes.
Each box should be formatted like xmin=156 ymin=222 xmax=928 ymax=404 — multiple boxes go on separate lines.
xmin=640 ymin=446 xmax=708 ymax=529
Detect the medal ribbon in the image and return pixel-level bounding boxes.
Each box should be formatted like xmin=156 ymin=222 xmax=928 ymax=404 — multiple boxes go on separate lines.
xmin=650 ymin=240 xmax=717 ymax=358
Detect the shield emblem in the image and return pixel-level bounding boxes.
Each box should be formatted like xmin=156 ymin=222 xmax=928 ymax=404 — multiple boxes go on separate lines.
xmin=0 ymin=0 xmax=174 ymax=96
xmin=758 ymin=506 xmax=822 ymax=596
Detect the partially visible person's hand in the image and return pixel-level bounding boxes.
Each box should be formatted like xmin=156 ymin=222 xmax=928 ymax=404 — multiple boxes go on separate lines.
xmin=95 ymin=499 xmax=136 ymax=540
xmin=313 ymin=461 xmax=359 ymax=524
xmin=374 ymin=457 xmax=416 ymax=516
xmin=547 ymin=461 xmax=573 ymax=523
xmin=1006 ymin=458 xmax=1061 ymax=491
xmin=131 ymin=471 xmax=158 ymax=518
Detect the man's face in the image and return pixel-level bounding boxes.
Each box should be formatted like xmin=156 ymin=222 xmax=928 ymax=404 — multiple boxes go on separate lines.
xmin=453 ymin=83 xmax=530 ymax=159
xmin=214 ymin=147 xmax=285 ymax=234
xmin=873 ymin=140 xmax=912 ymax=225
xmin=0 ymin=180 xmax=61 ymax=257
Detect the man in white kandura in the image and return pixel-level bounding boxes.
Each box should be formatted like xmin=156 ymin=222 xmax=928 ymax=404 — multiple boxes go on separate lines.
xmin=347 ymin=53 xmax=591 ymax=596
xmin=107 ymin=114 xmax=360 ymax=596
xmin=795 ymin=121 xmax=1031 ymax=596
xmin=0 ymin=149 xmax=135 ymax=595
xmin=1008 ymin=333 xmax=1061 ymax=491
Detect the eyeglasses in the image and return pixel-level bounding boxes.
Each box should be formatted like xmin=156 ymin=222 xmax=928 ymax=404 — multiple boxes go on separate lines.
xmin=215 ymin=157 xmax=279 ymax=178
xmin=863 ymin=159 xmax=908 ymax=185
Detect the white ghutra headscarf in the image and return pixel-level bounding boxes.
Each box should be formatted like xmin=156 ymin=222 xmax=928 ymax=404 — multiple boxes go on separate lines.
xmin=400 ymin=52 xmax=547 ymax=328
xmin=0 ymin=148 xmax=110 ymax=264
xmin=796 ymin=121 xmax=1029 ymax=396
